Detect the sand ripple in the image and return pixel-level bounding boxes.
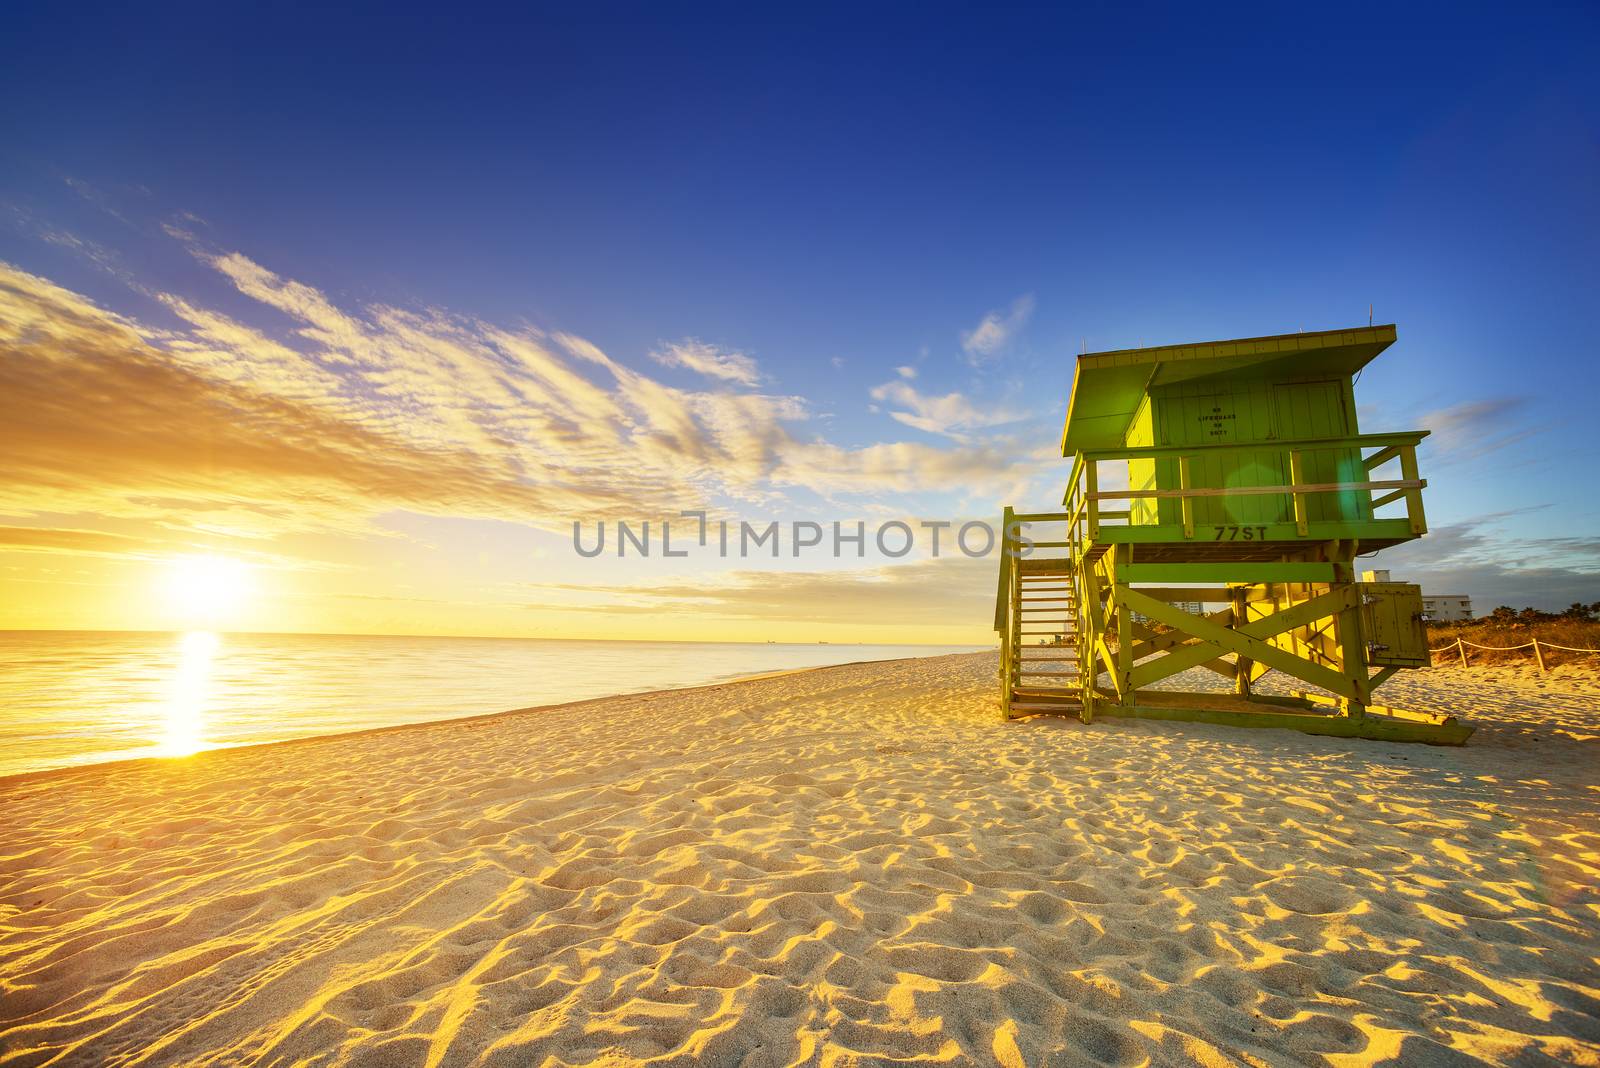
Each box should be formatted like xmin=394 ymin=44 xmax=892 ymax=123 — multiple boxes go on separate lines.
xmin=2 ymin=654 xmax=1598 ymax=1065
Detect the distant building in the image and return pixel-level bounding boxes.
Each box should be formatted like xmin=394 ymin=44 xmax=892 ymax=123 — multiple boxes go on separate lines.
xmin=1361 ymin=569 xmax=1472 ymax=621
xmin=1128 ymin=601 xmax=1204 ymax=627
xmin=1420 ymin=594 xmax=1472 ymax=622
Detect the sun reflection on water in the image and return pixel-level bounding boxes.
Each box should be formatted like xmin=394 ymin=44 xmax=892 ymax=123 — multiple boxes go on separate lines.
xmin=163 ymin=630 xmax=219 ymax=757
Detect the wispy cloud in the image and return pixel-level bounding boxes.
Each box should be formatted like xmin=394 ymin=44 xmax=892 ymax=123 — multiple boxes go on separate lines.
xmin=1419 ymin=397 xmax=1539 ymax=463
xmin=529 ymin=555 xmax=997 ymax=625
xmin=960 ymin=293 xmax=1034 ymax=362
xmin=1374 ymin=510 xmax=1600 ymax=609
xmin=0 ymin=249 xmax=1042 ymax=560
xmin=0 ymin=525 xmax=162 ymax=557
xmin=650 ymin=338 xmax=762 ymax=387
xmin=868 ymin=380 xmax=1025 ymax=441
xmin=63 ymin=176 xmax=134 ymax=226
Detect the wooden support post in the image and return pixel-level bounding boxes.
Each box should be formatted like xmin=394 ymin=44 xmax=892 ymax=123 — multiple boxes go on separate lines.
xmin=1331 ymin=543 xmax=1369 ymax=717
xmin=1114 ymin=548 xmax=1134 ymax=703
xmin=1008 ymin=542 xmax=1022 ymax=688
xmin=1080 ymin=542 xmax=1106 ymax=709
xmin=1533 ymin=639 xmax=1547 ymax=674
xmin=998 ymin=506 xmax=1014 ymax=719
xmin=1075 ymin=563 xmax=1094 ymax=724
xmin=1084 ymin=461 xmax=1100 ymax=540
xmin=1458 ymin=637 xmax=1468 ymax=667
xmin=1289 ymin=449 xmax=1309 ymax=536
xmin=1400 ymin=445 xmax=1427 ymax=535
xmin=1233 ymin=585 xmax=1253 ymax=696
xmin=1178 ymin=455 xmax=1195 ymax=539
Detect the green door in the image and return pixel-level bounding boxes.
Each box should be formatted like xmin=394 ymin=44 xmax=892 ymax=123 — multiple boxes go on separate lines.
xmin=1271 ymin=381 xmax=1369 ymax=522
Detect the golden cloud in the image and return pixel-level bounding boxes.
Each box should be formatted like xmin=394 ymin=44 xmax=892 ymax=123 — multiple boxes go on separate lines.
xmin=1 ymin=252 xmax=1050 ymax=556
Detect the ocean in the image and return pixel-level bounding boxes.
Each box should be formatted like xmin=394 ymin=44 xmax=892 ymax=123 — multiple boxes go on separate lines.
xmin=0 ymin=631 xmax=986 ymax=778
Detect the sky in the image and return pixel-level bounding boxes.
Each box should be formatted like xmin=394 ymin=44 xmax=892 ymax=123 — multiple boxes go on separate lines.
xmin=2 ymin=3 xmax=1597 ymax=642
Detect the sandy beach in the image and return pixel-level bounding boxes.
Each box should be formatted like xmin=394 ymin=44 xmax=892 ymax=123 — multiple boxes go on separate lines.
xmin=2 ymin=651 xmax=1598 ymax=1066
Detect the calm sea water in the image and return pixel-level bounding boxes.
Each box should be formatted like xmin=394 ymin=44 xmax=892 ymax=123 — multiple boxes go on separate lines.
xmin=0 ymin=631 xmax=986 ymax=779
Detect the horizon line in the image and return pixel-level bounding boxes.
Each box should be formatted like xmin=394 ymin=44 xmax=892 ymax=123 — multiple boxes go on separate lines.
xmin=0 ymin=626 xmax=997 ymax=648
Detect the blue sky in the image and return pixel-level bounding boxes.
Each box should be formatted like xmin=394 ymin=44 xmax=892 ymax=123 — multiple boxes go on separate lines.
xmin=2 ymin=3 xmax=1598 ymax=636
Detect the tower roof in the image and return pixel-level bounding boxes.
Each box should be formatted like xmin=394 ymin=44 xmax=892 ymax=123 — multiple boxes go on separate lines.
xmin=1061 ymin=324 xmax=1396 ymax=454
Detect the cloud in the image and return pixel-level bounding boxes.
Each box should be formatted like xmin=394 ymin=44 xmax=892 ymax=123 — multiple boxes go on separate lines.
xmin=63 ymin=176 xmax=134 ymax=226
xmin=1419 ymin=397 xmax=1539 ymax=463
xmin=773 ymin=438 xmax=1036 ymax=498
xmin=868 ymin=380 xmax=1025 ymax=441
xmin=0 ymin=265 xmax=605 ymax=540
xmin=0 ymin=525 xmax=161 ymax=557
xmin=0 ymin=252 xmax=1045 ymax=560
xmin=960 ymin=294 xmax=1034 ymax=362
xmin=1372 ymin=511 xmax=1600 ymax=611
xmin=650 ymin=338 xmax=762 ymax=387
xmin=895 ymin=365 xmax=916 ymax=379
xmin=529 ymin=555 xmax=998 ymax=625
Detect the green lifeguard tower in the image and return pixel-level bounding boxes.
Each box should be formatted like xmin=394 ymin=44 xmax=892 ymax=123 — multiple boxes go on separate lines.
xmin=994 ymin=324 xmax=1471 ymax=745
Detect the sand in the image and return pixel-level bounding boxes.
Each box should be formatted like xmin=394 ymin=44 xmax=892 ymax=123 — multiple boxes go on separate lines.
xmin=1 ymin=652 xmax=1598 ymax=1066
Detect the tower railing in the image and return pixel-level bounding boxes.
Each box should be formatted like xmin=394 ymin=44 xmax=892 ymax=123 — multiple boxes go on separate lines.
xmin=1061 ymin=430 xmax=1429 ymax=543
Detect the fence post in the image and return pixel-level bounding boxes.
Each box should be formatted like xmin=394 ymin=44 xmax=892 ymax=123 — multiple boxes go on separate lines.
xmin=1457 ymin=637 xmax=1468 ymax=667
xmin=1532 ymin=639 xmax=1547 ymax=674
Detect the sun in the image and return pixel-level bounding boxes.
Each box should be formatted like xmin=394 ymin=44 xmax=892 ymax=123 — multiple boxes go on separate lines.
xmin=161 ymin=555 xmax=253 ymax=623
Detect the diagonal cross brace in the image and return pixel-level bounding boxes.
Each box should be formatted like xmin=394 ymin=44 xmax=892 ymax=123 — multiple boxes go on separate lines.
xmin=1118 ymin=586 xmax=1360 ymax=699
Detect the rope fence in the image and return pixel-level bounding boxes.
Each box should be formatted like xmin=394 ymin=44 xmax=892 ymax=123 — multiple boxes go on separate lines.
xmin=1428 ymin=636 xmax=1600 ymax=672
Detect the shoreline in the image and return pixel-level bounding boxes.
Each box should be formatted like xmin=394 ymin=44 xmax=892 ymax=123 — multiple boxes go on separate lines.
xmin=8 ymin=652 xmax=1597 ymax=789
xmin=0 ymin=652 xmax=965 ymax=789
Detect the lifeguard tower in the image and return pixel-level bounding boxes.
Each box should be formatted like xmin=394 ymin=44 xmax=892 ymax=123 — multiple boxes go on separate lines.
xmin=994 ymin=325 xmax=1471 ymax=745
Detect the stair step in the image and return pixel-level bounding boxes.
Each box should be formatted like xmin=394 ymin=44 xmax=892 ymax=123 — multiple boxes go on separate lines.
xmin=1018 ymin=670 xmax=1079 ymax=677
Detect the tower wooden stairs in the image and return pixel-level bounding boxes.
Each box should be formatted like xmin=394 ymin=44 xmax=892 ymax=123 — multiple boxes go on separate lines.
xmin=997 ymin=510 xmax=1082 ymax=719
